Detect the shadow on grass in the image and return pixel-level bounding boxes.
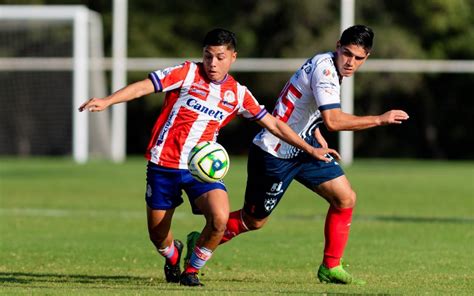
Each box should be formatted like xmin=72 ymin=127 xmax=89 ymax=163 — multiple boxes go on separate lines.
xmin=0 ymin=271 xmax=155 ymax=285
xmin=0 ymin=272 xmax=396 ymax=295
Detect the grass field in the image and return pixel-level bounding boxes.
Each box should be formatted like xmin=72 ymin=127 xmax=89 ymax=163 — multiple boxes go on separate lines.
xmin=1 ymin=157 xmax=473 ymax=295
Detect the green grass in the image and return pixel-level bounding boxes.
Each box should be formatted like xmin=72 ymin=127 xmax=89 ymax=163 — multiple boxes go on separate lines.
xmin=1 ymin=157 xmax=473 ymax=295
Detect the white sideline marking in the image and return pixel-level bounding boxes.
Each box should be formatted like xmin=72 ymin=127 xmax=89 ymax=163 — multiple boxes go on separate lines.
xmin=0 ymin=208 xmax=187 ymax=219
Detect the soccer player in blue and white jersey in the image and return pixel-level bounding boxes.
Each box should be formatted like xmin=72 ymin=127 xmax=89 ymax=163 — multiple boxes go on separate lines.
xmin=187 ymin=25 xmax=409 ymax=284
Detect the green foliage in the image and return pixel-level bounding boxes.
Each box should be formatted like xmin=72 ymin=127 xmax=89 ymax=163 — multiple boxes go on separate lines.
xmin=235 ymin=0 xmax=339 ymax=57
xmin=1 ymin=157 xmax=473 ymax=294
xmin=412 ymin=0 xmax=471 ymax=34
xmin=4 ymin=0 xmax=473 ymax=158
xmin=381 ymin=0 xmax=474 ymax=58
xmin=7 ymin=0 xmax=474 ymax=58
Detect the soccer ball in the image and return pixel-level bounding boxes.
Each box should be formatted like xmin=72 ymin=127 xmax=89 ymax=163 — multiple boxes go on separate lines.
xmin=187 ymin=141 xmax=230 ymax=183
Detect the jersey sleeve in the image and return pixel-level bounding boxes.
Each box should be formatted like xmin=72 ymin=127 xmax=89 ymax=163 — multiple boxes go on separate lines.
xmin=237 ymin=85 xmax=268 ymax=121
xmin=148 ymin=61 xmax=191 ymax=93
xmin=311 ymin=59 xmax=341 ymax=111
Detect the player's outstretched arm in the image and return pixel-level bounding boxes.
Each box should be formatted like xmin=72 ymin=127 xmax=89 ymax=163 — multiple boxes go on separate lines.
xmin=78 ymin=78 xmax=155 ymax=112
xmin=321 ymin=108 xmax=409 ymax=132
xmin=257 ymin=114 xmax=340 ymax=162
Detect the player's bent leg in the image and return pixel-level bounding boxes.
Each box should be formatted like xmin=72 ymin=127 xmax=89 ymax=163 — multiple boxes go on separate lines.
xmin=315 ymin=176 xmax=356 ymax=268
xmin=146 ymin=206 xmax=183 ymax=283
xmin=221 ymin=142 xmax=290 ymax=244
xmin=219 ymin=209 xmax=269 ymax=244
xmin=314 ymin=175 xmax=356 ymax=209
xmin=181 ymin=189 xmax=229 ymax=286
xmin=147 ymin=206 xmax=175 ymax=248
xmin=242 ymin=210 xmax=269 ymax=230
xmin=313 ymin=176 xmax=364 ymax=284
xmin=193 ymin=189 xmax=230 ymax=249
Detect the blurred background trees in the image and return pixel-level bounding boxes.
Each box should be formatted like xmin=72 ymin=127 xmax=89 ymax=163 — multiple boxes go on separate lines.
xmin=2 ymin=0 xmax=473 ymax=159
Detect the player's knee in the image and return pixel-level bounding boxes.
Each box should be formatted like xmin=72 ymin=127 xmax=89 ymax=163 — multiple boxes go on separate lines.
xmin=334 ymin=189 xmax=357 ymax=208
xmin=346 ymin=189 xmax=357 ymax=207
xmin=207 ymin=212 xmax=228 ymax=234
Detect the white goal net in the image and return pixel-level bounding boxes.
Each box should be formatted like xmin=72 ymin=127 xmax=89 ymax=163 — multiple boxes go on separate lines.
xmin=0 ymin=5 xmax=110 ymax=162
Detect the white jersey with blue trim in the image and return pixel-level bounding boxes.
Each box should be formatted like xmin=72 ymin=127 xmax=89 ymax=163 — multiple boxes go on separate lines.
xmin=253 ymin=51 xmax=342 ymax=159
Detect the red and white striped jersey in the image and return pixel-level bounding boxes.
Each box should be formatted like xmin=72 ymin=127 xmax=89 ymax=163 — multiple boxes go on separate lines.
xmin=146 ymin=61 xmax=267 ymax=169
xmin=253 ymin=52 xmax=342 ymax=159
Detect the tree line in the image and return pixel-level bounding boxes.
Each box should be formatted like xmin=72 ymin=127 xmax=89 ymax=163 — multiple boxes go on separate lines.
xmin=6 ymin=0 xmax=473 ymax=159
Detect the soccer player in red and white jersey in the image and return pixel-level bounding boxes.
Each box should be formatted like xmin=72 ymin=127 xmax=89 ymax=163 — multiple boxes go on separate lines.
xmin=78 ymin=28 xmax=339 ymax=286
xmin=197 ymin=25 xmax=409 ymax=285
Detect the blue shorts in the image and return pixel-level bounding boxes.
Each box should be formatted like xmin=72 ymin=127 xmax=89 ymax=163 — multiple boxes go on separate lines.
xmin=243 ymin=143 xmax=344 ymax=219
xmin=145 ymin=162 xmax=227 ymax=214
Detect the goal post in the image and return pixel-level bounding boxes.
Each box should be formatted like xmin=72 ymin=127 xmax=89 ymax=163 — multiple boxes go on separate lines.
xmin=0 ymin=5 xmax=109 ymax=163
xmin=339 ymin=0 xmax=355 ymax=165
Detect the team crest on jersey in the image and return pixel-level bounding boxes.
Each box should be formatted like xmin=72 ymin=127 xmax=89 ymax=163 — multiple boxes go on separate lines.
xmin=218 ymin=90 xmax=237 ymax=112
xmin=223 ymin=90 xmax=236 ymax=106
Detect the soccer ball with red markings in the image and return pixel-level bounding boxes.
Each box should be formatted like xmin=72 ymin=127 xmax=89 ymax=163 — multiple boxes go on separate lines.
xmin=187 ymin=141 xmax=230 ymax=183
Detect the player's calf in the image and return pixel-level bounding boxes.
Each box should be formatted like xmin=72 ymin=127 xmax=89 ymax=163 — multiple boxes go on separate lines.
xmin=220 ymin=209 xmax=256 ymax=244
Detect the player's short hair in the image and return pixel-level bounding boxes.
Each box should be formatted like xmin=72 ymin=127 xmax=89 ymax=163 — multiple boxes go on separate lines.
xmin=202 ymin=28 xmax=237 ymax=51
xmin=340 ymin=25 xmax=374 ymax=53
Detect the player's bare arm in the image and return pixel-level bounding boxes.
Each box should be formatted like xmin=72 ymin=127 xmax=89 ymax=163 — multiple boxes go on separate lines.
xmin=258 ymin=113 xmax=341 ymax=162
xmin=78 ymin=78 xmax=155 ymax=112
xmin=321 ymin=108 xmax=409 ymax=132
xmin=314 ymin=128 xmax=328 ymax=148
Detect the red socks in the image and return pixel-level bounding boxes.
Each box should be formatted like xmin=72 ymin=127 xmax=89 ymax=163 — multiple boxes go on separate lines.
xmin=219 ymin=209 xmax=249 ymax=244
xmin=323 ymin=206 xmax=353 ymax=268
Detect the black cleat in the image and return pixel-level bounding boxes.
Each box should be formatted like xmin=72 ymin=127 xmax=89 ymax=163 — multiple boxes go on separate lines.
xmin=180 ymin=272 xmax=204 ymax=286
xmin=164 ymin=240 xmax=183 ymax=283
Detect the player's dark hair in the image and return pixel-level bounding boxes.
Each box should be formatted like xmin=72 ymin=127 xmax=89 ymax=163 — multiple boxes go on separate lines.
xmin=340 ymin=25 xmax=374 ymax=52
xmin=202 ymin=28 xmax=237 ymax=51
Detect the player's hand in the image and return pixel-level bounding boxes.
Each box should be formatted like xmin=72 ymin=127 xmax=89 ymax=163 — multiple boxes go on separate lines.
xmin=379 ymin=110 xmax=409 ymax=125
xmin=310 ymin=147 xmax=341 ymax=163
xmin=78 ymin=97 xmax=110 ymax=112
